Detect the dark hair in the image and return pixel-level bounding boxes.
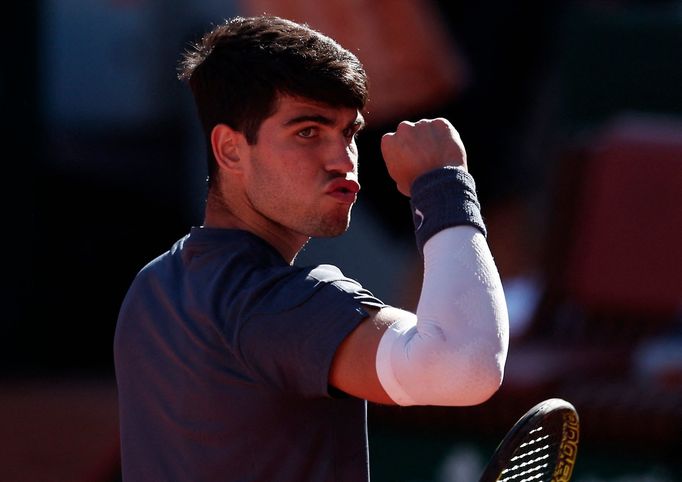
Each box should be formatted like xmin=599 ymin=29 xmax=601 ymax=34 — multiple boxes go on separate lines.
xmin=178 ymin=16 xmax=368 ymax=184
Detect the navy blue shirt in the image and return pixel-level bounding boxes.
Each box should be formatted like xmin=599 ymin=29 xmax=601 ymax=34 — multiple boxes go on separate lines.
xmin=114 ymin=228 xmax=384 ymax=481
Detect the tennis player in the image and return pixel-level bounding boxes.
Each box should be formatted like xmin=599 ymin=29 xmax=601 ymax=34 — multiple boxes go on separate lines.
xmin=114 ymin=15 xmax=509 ymax=481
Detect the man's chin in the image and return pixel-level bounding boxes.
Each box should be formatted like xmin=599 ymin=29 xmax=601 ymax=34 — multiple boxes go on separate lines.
xmin=310 ymin=215 xmax=351 ymax=238
xmin=302 ymin=205 xmax=353 ymax=238
xmin=310 ymin=223 xmax=349 ymax=238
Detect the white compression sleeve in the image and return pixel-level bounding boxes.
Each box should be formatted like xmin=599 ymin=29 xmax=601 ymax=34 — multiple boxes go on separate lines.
xmin=375 ymin=225 xmax=509 ymax=406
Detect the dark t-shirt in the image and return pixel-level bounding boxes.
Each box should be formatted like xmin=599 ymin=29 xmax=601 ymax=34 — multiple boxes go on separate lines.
xmin=114 ymin=228 xmax=384 ymax=481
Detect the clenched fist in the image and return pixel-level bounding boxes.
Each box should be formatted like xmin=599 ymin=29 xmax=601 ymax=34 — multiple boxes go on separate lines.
xmin=381 ymin=118 xmax=467 ymax=197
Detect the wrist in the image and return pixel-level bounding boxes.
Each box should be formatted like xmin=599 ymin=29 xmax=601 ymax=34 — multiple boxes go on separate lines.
xmin=409 ymin=166 xmax=486 ymax=255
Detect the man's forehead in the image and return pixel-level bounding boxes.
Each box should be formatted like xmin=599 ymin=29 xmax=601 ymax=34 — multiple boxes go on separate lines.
xmin=273 ymin=95 xmax=364 ymax=125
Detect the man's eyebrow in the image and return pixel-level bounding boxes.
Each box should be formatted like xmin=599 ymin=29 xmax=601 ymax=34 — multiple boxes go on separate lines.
xmin=283 ymin=114 xmax=335 ymax=127
xmin=282 ymin=114 xmax=366 ymax=130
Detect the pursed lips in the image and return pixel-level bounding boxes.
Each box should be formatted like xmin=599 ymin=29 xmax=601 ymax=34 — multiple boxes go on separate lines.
xmin=326 ymin=178 xmax=360 ymax=203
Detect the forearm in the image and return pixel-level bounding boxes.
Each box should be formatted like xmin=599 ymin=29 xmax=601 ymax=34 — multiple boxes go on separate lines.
xmin=375 ymin=168 xmax=509 ymax=406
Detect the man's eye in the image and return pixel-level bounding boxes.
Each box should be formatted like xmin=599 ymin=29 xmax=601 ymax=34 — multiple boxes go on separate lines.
xmin=344 ymin=127 xmax=361 ymax=141
xmin=298 ymin=127 xmax=315 ymax=138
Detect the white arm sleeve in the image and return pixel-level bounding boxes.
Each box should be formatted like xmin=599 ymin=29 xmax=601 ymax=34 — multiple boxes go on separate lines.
xmin=375 ymin=226 xmax=509 ymax=406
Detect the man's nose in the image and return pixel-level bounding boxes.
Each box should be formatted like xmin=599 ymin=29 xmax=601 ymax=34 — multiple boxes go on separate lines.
xmin=325 ymin=139 xmax=357 ymax=175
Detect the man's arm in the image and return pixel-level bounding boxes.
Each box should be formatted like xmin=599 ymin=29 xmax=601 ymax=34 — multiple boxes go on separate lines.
xmin=329 ymin=306 xmax=412 ymax=404
xmin=329 ymin=118 xmax=509 ymax=406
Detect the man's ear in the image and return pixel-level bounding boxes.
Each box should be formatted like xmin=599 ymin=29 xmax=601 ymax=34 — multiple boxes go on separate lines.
xmin=210 ymin=124 xmax=246 ymax=172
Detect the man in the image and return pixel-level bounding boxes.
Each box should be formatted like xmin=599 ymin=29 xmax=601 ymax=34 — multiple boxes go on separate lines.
xmin=114 ymin=15 xmax=509 ymax=481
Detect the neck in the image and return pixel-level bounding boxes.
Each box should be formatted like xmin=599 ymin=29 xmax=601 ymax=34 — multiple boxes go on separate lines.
xmin=203 ymin=190 xmax=308 ymax=264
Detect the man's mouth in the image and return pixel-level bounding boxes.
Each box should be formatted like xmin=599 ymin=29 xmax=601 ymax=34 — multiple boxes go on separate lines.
xmin=326 ymin=179 xmax=360 ymax=204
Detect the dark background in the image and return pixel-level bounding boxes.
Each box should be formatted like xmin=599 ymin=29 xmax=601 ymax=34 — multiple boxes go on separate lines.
xmin=4 ymin=1 xmax=682 ymax=480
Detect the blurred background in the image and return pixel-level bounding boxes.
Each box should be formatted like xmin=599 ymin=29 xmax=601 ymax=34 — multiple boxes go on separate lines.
xmin=4 ymin=0 xmax=682 ymax=480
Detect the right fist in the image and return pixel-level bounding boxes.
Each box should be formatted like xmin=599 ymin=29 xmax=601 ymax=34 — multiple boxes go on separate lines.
xmin=380 ymin=118 xmax=467 ymax=197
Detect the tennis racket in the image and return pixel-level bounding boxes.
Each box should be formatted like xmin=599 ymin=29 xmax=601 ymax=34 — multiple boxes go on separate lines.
xmin=478 ymin=398 xmax=580 ymax=482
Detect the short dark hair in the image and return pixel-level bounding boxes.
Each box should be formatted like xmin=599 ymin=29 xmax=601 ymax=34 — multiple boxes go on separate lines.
xmin=178 ymin=16 xmax=368 ymax=184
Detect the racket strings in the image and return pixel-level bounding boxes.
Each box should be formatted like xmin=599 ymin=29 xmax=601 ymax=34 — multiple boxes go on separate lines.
xmin=497 ymin=425 xmax=563 ymax=482
xmin=478 ymin=400 xmax=579 ymax=482
xmin=513 ymin=436 xmax=550 ymax=458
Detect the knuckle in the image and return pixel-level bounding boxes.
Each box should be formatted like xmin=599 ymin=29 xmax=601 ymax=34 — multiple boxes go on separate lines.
xmin=397 ymin=120 xmax=414 ymax=131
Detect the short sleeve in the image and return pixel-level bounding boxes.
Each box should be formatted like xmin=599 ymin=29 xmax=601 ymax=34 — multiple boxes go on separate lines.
xmin=231 ymin=264 xmax=384 ymax=398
